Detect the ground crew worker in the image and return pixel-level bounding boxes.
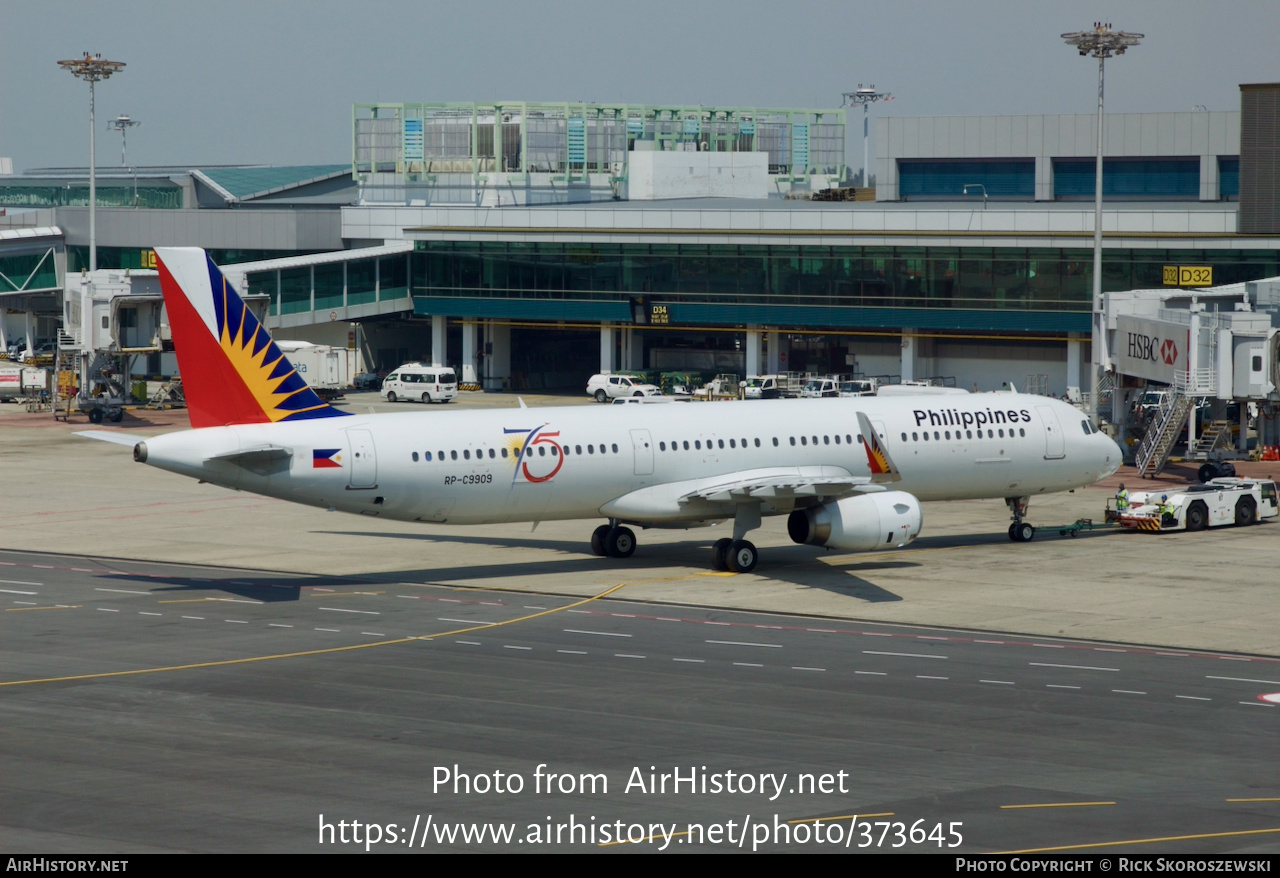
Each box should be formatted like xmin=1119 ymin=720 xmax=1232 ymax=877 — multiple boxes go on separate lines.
xmin=1115 ymin=483 xmax=1129 ymax=512
xmin=1159 ymin=494 xmax=1176 ymax=527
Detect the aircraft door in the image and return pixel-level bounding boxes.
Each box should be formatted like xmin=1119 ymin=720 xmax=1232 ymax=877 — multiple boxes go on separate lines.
xmin=347 ymin=429 xmax=378 ymax=488
xmin=630 ymin=429 xmax=654 ymax=476
xmin=1035 ymin=406 xmax=1065 ymax=459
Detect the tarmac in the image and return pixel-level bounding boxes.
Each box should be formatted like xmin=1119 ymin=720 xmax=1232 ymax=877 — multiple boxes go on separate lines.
xmin=4 ymin=392 xmax=1278 ymax=657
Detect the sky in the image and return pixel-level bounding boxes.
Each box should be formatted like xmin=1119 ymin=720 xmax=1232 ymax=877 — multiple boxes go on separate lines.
xmin=2 ymin=0 xmax=1277 ymax=173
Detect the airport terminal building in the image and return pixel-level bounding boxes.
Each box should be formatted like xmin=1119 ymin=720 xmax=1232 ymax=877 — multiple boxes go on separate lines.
xmin=4 ymin=88 xmax=1280 ymax=396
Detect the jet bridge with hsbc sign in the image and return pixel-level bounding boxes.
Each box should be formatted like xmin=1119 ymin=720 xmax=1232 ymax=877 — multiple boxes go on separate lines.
xmin=1101 ymin=278 xmax=1280 ymax=477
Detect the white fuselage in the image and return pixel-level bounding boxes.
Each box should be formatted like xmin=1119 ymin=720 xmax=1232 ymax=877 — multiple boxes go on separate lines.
xmin=137 ymin=395 xmax=1121 ymax=527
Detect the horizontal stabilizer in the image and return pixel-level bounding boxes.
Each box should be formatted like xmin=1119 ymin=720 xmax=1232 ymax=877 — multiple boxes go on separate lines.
xmin=75 ymin=430 xmax=141 ymax=447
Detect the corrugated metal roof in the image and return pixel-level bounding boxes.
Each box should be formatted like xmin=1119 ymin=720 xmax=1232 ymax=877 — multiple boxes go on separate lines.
xmin=193 ymin=164 xmax=350 ymax=201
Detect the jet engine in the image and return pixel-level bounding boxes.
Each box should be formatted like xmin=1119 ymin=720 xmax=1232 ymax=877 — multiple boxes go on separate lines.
xmin=787 ymin=491 xmax=923 ymax=552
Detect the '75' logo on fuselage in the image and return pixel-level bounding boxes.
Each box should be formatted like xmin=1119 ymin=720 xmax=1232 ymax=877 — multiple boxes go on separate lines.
xmin=503 ymin=425 xmax=564 ymax=483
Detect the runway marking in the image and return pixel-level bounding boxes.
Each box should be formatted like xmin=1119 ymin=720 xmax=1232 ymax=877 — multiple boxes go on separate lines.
xmin=97 ymin=608 xmax=118 ymax=613
xmin=557 ymin=649 xmax=586 ymax=655
xmin=225 ymin=619 xmax=249 ymax=624
xmin=504 ymin=645 xmax=531 ymax=651
xmin=0 ymin=586 xmax=40 ymax=593
xmin=439 ymin=618 xmax=493 ymax=626
xmin=1227 ymin=798 xmax=1280 ymax=802
xmin=1157 ymin=652 xmax=1188 ymax=658
xmin=1001 ymin=802 xmax=1115 ymax=810
xmin=855 ymin=670 xmax=886 ymax=676
xmin=1112 ymin=690 xmax=1147 ymax=695
xmin=139 ymin=611 xmax=161 ymax=616
xmin=318 ymin=607 xmax=379 ymax=615
xmin=1175 ymin=695 xmax=1211 ymax=701
xmin=455 ymin=641 xmax=481 ymax=646
xmin=864 ymin=650 xmax=947 ymax=659
xmin=96 ymin=588 xmax=148 ymax=595
xmin=181 ymin=616 xmax=204 ymax=620
xmin=673 ymin=658 xmax=704 ymax=663
xmin=1047 ymin=684 xmax=1081 ymax=690
xmin=998 ymin=826 xmax=1280 ymax=854
xmin=917 ymin=675 xmax=949 ymax=680
xmin=707 ymin=640 xmax=782 ymax=648
xmin=564 ymin=629 xmax=631 ymax=637
xmin=733 ymin=662 xmax=763 ymax=667
xmin=981 ymin=680 xmax=1015 ymax=685
xmin=268 ymin=623 xmax=293 ymax=628
xmin=616 ymin=654 xmax=646 ymax=659
xmin=3 ymin=583 xmax=631 ymax=688
xmin=1029 ymin=662 xmax=1118 ymax=672
xmin=792 ymin=667 xmax=826 ymax=672
xmin=1207 ymin=675 xmax=1280 ymax=686
xmin=6 ymin=605 xmax=81 ymax=612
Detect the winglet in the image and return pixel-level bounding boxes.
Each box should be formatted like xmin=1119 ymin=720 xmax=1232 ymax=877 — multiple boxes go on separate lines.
xmin=856 ymin=412 xmax=902 ymax=483
xmin=154 ymin=247 xmax=349 ymax=428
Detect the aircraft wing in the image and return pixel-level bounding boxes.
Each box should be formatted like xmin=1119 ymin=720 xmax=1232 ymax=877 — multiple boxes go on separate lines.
xmin=678 ymin=474 xmax=883 ymax=505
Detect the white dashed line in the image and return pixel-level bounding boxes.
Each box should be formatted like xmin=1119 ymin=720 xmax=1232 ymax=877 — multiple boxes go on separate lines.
xmin=1113 ymin=690 xmax=1147 ymax=695
xmin=792 ymin=667 xmax=826 ymax=672
xmin=319 ymin=607 xmax=379 ymax=615
xmin=269 ymin=623 xmax=293 ymax=628
xmin=139 ymin=612 xmax=161 ymax=616
xmin=1047 ymin=684 xmax=1081 ymax=690
xmin=1157 ymin=653 xmax=1189 ymax=658
xmin=864 ymin=650 xmax=947 ymax=660
xmin=0 ymin=587 xmax=39 ymax=594
xmin=504 ymin=645 xmax=532 ymax=651
xmin=96 ymin=608 xmax=119 ymax=613
xmin=673 ymin=658 xmax=705 ymax=663
xmin=981 ymin=680 xmax=1014 ymax=685
xmin=557 ymin=649 xmax=587 ymax=655
xmin=181 ymin=615 xmax=205 ymax=620
xmin=975 ymin=639 xmax=1005 ymax=645
xmin=733 ymin=662 xmax=764 ymax=668
xmin=615 ymin=654 xmax=646 ymax=659
xmin=1029 ymin=662 xmax=1117 ymax=672
xmin=1176 ymin=695 xmax=1211 ymax=701
xmin=225 ymin=619 xmax=249 ymax=624
xmin=855 ymin=671 xmax=887 ymax=676
xmin=361 ymin=632 xmax=386 ymax=637
xmin=707 ymin=640 xmax=782 ymax=648
xmin=315 ymin=628 xmax=340 ymax=633
xmin=917 ymin=675 xmax=949 ymax=680
xmin=1033 ymin=644 xmax=1065 ymax=649
xmin=455 ymin=641 xmax=481 ymax=646
xmin=95 ymin=588 xmax=148 ymax=595
xmin=439 ymin=618 xmax=493 ymax=625
xmin=564 ymin=629 xmax=631 ymax=638
xmin=1206 ymin=676 xmax=1280 ymax=686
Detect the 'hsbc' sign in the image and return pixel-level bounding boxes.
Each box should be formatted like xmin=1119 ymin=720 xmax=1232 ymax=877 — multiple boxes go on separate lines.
xmin=1115 ymin=316 xmax=1189 ymax=384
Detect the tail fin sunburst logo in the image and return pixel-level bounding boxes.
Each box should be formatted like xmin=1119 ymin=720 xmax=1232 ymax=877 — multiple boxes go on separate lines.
xmin=155 ymin=248 xmax=349 ymax=428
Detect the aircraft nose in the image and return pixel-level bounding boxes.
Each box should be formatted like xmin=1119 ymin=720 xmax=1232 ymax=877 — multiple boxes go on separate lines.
xmin=1102 ymin=435 xmax=1123 ymax=478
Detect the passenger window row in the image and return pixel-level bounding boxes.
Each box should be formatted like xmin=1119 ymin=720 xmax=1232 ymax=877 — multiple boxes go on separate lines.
xmin=900 ymin=428 xmax=1026 ymax=442
xmin=410 ymin=442 xmax=620 ymax=463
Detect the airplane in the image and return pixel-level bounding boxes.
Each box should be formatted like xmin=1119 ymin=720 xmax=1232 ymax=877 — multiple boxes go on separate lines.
xmin=80 ymin=248 xmax=1123 ymax=573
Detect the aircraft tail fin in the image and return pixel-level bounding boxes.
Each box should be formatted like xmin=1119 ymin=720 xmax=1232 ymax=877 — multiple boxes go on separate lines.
xmin=155 ymin=247 xmax=349 ymax=428
xmin=856 ymin=412 xmax=902 ymax=483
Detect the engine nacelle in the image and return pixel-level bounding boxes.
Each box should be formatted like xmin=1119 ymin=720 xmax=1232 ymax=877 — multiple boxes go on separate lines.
xmin=787 ymin=491 xmax=923 ymax=552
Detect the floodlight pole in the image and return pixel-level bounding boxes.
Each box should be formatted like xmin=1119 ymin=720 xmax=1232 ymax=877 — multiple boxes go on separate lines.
xmin=58 ymin=53 xmax=125 ymax=272
xmin=1061 ymin=24 xmax=1141 ymax=420
xmin=842 ymin=85 xmax=894 ymax=188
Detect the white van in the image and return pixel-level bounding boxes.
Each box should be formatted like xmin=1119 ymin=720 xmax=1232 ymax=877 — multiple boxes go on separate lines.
xmin=381 ymin=363 xmax=458 ymax=404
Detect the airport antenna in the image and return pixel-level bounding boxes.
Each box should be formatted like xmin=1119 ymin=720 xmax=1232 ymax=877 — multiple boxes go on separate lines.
xmin=841 ymin=85 xmax=893 ymax=189
xmin=1060 ymin=24 xmax=1142 ymax=423
xmin=58 ymin=52 xmax=126 ymax=272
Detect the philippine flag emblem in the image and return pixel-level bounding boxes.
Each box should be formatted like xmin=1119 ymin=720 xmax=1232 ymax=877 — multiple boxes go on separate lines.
xmin=312 ymin=448 xmax=343 ymax=469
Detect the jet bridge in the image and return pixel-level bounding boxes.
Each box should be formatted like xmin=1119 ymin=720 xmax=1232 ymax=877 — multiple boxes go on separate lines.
xmin=58 ymin=269 xmax=267 ymax=422
xmin=1100 ymin=278 xmax=1280 ymax=476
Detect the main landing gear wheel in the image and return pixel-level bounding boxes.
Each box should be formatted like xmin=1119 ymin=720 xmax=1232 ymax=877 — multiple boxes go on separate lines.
xmin=726 ymin=540 xmax=758 ymax=573
xmin=590 ymin=524 xmax=610 ymax=557
xmin=1010 ymin=522 xmax=1036 ymax=542
xmin=605 ymin=526 xmax=636 ymax=558
xmin=711 ymin=538 xmax=733 ymax=571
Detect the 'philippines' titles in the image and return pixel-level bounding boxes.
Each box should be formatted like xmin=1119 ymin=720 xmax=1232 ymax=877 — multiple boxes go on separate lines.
xmin=913 ymin=407 xmax=1033 ymax=430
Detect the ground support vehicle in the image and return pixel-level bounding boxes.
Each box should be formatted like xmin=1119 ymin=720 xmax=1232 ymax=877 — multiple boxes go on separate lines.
xmin=383 ymin=363 xmax=459 ymax=404
xmin=586 ymin=372 xmax=660 ymax=403
xmin=691 ymin=374 xmax=741 ymax=400
xmin=0 ymin=366 xmax=49 ymax=403
xmin=1115 ymin=478 xmax=1278 ymax=532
